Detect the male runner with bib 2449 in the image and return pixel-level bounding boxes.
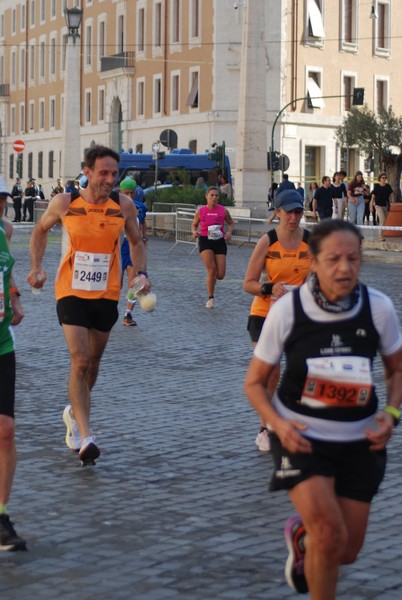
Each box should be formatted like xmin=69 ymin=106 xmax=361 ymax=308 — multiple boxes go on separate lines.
xmin=27 ymin=145 xmax=151 ymax=466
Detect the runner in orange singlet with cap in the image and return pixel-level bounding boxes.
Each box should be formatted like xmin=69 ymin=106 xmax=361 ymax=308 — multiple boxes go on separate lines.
xmin=244 ymin=189 xmax=311 ymax=452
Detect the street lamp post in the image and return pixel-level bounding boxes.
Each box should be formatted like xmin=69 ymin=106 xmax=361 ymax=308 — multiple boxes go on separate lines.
xmin=152 ymin=141 xmax=160 ymax=198
xmin=61 ymin=8 xmax=83 ymax=185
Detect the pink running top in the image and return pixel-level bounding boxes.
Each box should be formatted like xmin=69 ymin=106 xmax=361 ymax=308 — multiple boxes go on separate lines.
xmin=199 ymin=204 xmax=225 ymax=237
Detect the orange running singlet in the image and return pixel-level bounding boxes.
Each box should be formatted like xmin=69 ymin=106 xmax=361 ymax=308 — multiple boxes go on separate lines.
xmin=250 ymin=231 xmax=311 ymax=318
xmin=55 ymin=196 xmax=125 ymax=301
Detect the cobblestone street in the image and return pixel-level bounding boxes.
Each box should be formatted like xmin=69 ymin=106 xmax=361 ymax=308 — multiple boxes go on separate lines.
xmin=2 ymin=226 xmax=402 ymax=599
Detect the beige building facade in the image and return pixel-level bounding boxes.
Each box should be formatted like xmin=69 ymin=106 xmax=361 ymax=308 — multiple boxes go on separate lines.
xmin=0 ymin=0 xmax=399 ymax=204
xmin=277 ymin=0 xmax=400 ymax=188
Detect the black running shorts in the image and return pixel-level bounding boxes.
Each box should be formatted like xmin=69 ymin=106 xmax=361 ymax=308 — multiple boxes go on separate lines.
xmin=0 ymin=352 xmax=16 ymax=418
xmin=56 ymin=296 xmax=119 ymax=332
xmin=198 ymin=236 xmax=227 ymax=255
xmin=269 ymin=432 xmax=386 ymax=503
xmin=247 ymin=315 xmax=266 ymax=343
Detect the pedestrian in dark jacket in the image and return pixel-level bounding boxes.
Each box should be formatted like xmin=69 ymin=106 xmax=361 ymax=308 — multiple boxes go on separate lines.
xmin=11 ymin=178 xmax=23 ymax=222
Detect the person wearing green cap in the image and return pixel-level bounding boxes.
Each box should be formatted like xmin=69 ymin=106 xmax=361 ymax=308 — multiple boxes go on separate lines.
xmin=120 ymin=177 xmax=148 ymax=326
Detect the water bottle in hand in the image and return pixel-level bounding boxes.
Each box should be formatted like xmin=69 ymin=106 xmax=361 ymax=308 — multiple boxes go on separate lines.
xmin=32 ymin=274 xmax=43 ymax=295
xmin=127 ymin=276 xmax=156 ymax=312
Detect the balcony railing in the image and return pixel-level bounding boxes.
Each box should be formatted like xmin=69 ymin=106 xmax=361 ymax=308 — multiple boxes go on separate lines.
xmin=0 ymin=83 xmax=10 ymax=97
xmin=100 ymin=52 xmax=135 ymax=72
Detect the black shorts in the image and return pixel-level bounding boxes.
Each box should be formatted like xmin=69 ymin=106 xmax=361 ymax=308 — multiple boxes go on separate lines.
xmin=0 ymin=352 xmax=16 ymax=418
xmin=247 ymin=315 xmax=266 ymax=343
xmin=269 ymin=432 xmax=386 ymax=503
xmin=198 ymin=236 xmax=227 ymax=255
xmin=57 ymin=296 xmax=119 ymax=332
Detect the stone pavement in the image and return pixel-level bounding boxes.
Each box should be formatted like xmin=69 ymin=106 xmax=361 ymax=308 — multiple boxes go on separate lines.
xmin=2 ymin=224 xmax=402 ymax=600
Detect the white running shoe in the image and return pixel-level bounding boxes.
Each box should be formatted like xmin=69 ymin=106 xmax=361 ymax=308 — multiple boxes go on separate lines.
xmin=255 ymin=427 xmax=271 ymax=452
xmin=79 ymin=436 xmax=100 ymax=465
xmin=205 ymin=298 xmax=214 ymax=309
xmin=63 ymin=405 xmax=81 ymax=451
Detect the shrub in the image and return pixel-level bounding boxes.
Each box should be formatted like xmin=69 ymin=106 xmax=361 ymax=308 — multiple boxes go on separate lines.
xmin=145 ymin=186 xmax=234 ymax=210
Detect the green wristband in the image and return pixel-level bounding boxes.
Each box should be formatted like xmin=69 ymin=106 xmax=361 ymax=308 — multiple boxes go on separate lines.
xmin=384 ymin=405 xmax=401 ymax=427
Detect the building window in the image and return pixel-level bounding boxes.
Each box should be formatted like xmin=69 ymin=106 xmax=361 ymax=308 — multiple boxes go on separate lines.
xmin=21 ymin=4 xmax=26 ymax=31
xmin=117 ymin=14 xmax=124 ymax=53
xmin=51 ymin=0 xmax=56 ymax=19
xmin=11 ymin=50 xmax=16 ymax=87
xmin=154 ymin=76 xmax=162 ymax=114
xmin=135 ymin=143 xmax=143 ymax=153
xmin=40 ymin=0 xmax=46 ymax=22
xmin=30 ymin=0 xmax=35 ymax=27
xmin=189 ymin=139 xmax=197 ymax=153
xmin=48 ymin=151 xmax=54 ymax=178
xmin=190 ymin=0 xmax=200 ymax=39
xmin=12 ymin=9 xmax=16 ymax=34
xmin=154 ymin=2 xmax=162 ymax=48
xmin=39 ymin=99 xmax=45 ymax=129
xmin=305 ymin=146 xmax=321 ymax=183
xmin=85 ymin=90 xmax=92 ymax=123
xmin=50 ymin=97 xmax=55 ymax=128
xmin=85 ymin=24 xmax=92 ymax=67
xmin=40 ymin=41 xmax=45 ymax=78
xmin=375 ymin=1 xmax=391 ymax=55
xmin=187 ymin=70 xmax=199 ymax=109
xmin=61 ymin=34 xmax=68 ymax=71
xmin=137 ymin=79 xmax=145 ymax=116
xmin=20 ymin=46 xmax=26 ymax=85
xmin=172 ymin=0 xmax=180 ymax=43
xmin=9 ymin=154 xmax=14 ymax=180
xmin=98 ymin=88 xmax=105 ymax=122
xmin=138 ymin=8 xmax=145 ymax=52
xmin=29 ymin=101 xmax=35 ymax=130
xmin=38 ymin=151 xmax=43 ymax=178
xmin=20 ymin=104 xmax=25 ymax=133
xmin=30 ymin=43 xmax=35 ymax=81
xmin=306 ymin=70 xmax=324 ymax=109
xmin=341 ymin=0 xmax=357 ymax=49
xmin=171 ymin=73 xmax=179 ymax=112
xmin=50 ymin=37 xmax=56 ymax=76
xmin=306 ymin=0 xmax=325 ymax=43
xmin=342 ymin=74 xmax=356 ymax=111
xmin=99 ymin=20 xmax=106 ymax=59
xmin=17 ymin=154 xmax=24 ymax=178
xmin=11 ymin=106 xmax=16 ymax=134
xmin=375 ymin=78 xmax=388 ymax=113
xmin=28 ymin=152 xmax=33 ymax=179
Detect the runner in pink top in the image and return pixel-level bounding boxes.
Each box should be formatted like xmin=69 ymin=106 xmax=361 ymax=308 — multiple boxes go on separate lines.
xmin=199 ymin=203 xmax=226 ymax=237
xmin=192 ymin=186 xmax=234 ymax=308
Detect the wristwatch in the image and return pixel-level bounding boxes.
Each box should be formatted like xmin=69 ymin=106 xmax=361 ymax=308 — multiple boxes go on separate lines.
xmin=384 ymin=405 xmax=401 ymax=427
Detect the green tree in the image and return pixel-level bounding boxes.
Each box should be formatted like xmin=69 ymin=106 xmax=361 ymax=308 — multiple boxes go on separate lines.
xmin=335 ymin=106 xmax=402 ymax=201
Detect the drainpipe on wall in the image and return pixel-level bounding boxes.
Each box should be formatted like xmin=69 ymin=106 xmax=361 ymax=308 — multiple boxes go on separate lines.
xmin=291 ymin=0 xmax=298 ymax=111
xmin=163 ymin=4 xmax=168 ymax=117
xmin=25 ymin=0 xmax=29 ymax=133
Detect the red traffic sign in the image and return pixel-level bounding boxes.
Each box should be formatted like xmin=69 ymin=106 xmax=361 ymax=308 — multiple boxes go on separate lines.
xmin=13 ymin=139 xmax=25 ymax=153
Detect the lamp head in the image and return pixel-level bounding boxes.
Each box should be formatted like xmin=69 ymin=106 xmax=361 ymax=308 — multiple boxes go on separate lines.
xmin=64 ymin=7 xmax=83 ymax=38
xmin=369 ymin=2 xmax=378 ymax=19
